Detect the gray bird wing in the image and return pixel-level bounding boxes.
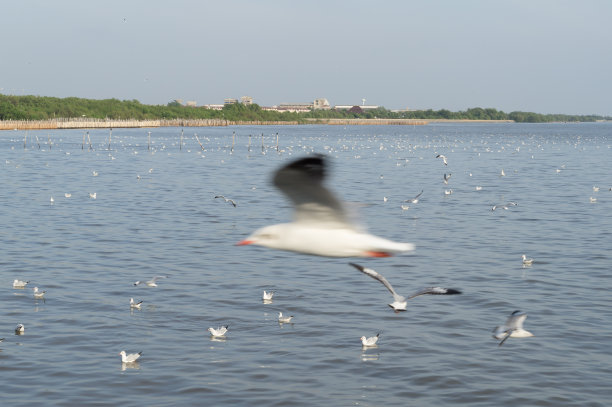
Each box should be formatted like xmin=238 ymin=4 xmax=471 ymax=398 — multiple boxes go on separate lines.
xmin=350 ymin=263 xmax=404 ymax=303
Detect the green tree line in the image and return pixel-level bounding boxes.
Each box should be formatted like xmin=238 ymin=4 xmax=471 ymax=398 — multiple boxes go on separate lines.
xmin=1 ymin=94 xmax=609 ymax=123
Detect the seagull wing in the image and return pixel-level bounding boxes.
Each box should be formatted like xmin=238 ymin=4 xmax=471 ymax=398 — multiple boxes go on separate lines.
xmin=406 ymin=286 xmax=462 ymax=300
xmin=151 ymin=275 xmax=167 ymax=283
xmin=350 ymin=263 xmax=404 ymax=303
xmin=273 ymin=155 xmax=355 ymax=229
xmin=506 ymin=311 xmax=527 ymax=330
xmin=498 ymin=329 xmax=514 ymax=346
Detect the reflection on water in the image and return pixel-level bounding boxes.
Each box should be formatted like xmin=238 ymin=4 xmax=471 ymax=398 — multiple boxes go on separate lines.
xmin=121 ymin=362 xmax=140 ymax=371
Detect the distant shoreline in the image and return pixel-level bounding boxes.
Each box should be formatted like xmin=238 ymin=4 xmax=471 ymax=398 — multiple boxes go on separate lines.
xmin=0 ymin=118 xmax=525 ymax=131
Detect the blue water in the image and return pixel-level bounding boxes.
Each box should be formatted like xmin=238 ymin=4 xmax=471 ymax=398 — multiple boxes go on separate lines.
xmin=1 ymin=123 xmax=611 ymax=406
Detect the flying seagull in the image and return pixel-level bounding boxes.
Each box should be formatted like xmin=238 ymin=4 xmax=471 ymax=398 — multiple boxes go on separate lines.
xmin=134 ymin=276 xmax=167 ymax=287
xmin=436 ymin=154 xmax=448 ymax=166
xmin=130 ymin=298 xmax=143 ymax=309
xmin=443 ymin=173 xmax=452 ymax=185
xmin=350 ymin=263 xmax=461 ymax=312
xmin=491 ymin=202 xmax=518 ymax=211
xmin=262 ymin=290 xmax=274 ymax=301
xmin=214 ymin=195 xmax=237 ymax=207
xmin=405 ymin=190 xmax=423 ymax=204
xmin=238 ymin=155 xmax=414 ymax=257
xmin=492 ymin=310 xmax=534 ymax=346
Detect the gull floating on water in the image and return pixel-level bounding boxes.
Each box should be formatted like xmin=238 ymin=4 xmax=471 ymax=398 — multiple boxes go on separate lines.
xmin=130 ymin=298 xmax=143 ymax=309
xmin=33 ymin=287 xmax=46 ymax=299
xmin=475 ymin=186 xmax=483 ymax=191
xmin=238 ymin=155 xmax=414 ymax=257
xmin=436 ymin=154 xmax=448 ymax=166
xmin=208 ymin=325 xmax=229 ymax=337
xmin=89 ymin=192 xmax=97 ymax=199
xmin=500 ymin=169 xmax=506 ymax=177
xmin=262 ymin=290 xmax=274 ymax=301
xmin=350 ymin=263 xmax=462 ymax=312
xmin=214 ymin=195 xmax=237 ymax=207
xmin=13 ymin=279 xmax=29 ymax=288
xmin=589 ymin=197 xmax=597 ymax=203
xmin=444 ymin=189 xmax=453 ymax=195
xmin=15 ymin=324 xmax=25 ymax=334
xmin=64 ymin=193 xmax=72 ymax=198
xmin=493 ymin=310 xmax=534 ymax=346
xmin=522 ymin=254 xmax=534 ymax=266
xmin=593 ymin=186 xmax=599 ymax=192
xmin=119 ymin=350 xmax=142 ymax=363
xmin=92 ymin=171 xmax=98 ymax=177
xmin=134 ymin=276 xmax=167 ymax=287
xmin=278 ymin=312 xmax=293 ymax=323
xmin=360 ymin=333 xmax=380 ymax=347
xmin=405 ymin=190 xmax=423 ymax=204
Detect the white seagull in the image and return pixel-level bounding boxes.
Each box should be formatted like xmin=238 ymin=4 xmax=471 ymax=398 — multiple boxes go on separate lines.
xmin=278 ymin=312 xmax=293 ymax=323
xmin=33 ymin=287 xmax=46 ymax=299
xmin=208 ymin=325 xmax=229 ymax=337
xmin=89 ymin=192 xmax=97 ymax=199
xmin=521 ymin=254 xmax=534 ymax=266
xmin=360 ymin=333 xmax=380 ymax=347
xmin=134 ymin=276 xmax=167 ymax=287
xmin=492 ymin=310 xmax=534 ymax=346
xmin=64 ymin=193 xmax=72 ymax=198
xmin=119 ymin=350 xmax=142 ymax=363
xmin=262 ymin=290 xmax=274 ymax=301
xmin=436 ymin=154 xmax=448 ymax=166
xmin=238 ymin=155 xmax=414 ymax=257
xmin=350 ymin=263 xmax=462 ymax=312
xmin=443 ymin=173 xmax=451 ymax=185
xmin=405 ymin=190 xmax=423 ymax=204
xmin=13 ymin=279 xmax=29 ymax=288
xmin=491 ymin=202 xmax=518 ymax=211
xmin=130 ymin=298 xmax=143 ymax=309
xmin=15 ymin=324 xmax=25 ymax=334
xmin=214 ymin=195 xmax=237 ymax=207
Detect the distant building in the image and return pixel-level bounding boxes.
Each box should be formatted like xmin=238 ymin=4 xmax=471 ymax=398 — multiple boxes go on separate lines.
xmin=185 ymin=101 xmax=197 ymax=107
xmin=313 ymin=98 xmax=331 ymax=110
xmin=203 ymin=104 xmax=224 ymax=110
xmin=276 ymin=103 xmax=313 ymax=113
xmin=240 ymin=96 xmax=253 ymax=105
xmin=224 ymin=98 xmax=238 ymax=105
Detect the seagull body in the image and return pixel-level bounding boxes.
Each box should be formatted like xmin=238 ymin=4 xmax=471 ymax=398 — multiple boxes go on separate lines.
xmin=476 ymin=186 xmax=483 ymax=191
xmin=89 ymin=192 xmax=97 ymax=199
xmin=262 ymin=290 xmax=274 ymax=301
xmin=13 ymin=279 xmax=29 ymax=288
xmin=208 ymin=325 xmax=229 ymax=337
xmin=278 ymin=312 xmax=293 ymax=323
xmin=92 ymin=171 xmax=98 ymax=177
xmin=436 ymin=154 xmax=448 ymax=166
xmin=130 ymin=298 xmax=143 ymax=309
xmin=119 ymin=350 xmax=142 ymax=363
xmin=350 ymin=263 xmax=461 ymax=312
xmin=238 ymin=156 xmax=414 ymax=258
xmin=443 ymin=173 xmax=451 ymax=185
xmin=360 ymin=333 xmax=380 ymax=347
xmin=64 ymin=193 xmax=72 ymax=198
xmin=405 ymin=190 xmax=423 ymax=204
xmin=593 ymin=186 xmax=599 ymax=192
xmin=590 ymin=197 xmax=597 ymax=203
xmin=15 ymin=324 xmax=25 ymax=334
xmin=500 ymin=169 xmax=506 ymax=176
xmin=492 ymin=202 xmax=518 ymax=211
xmin=444 ymin=189 xmax=453 ymax=195
xmin=33 ymin=287 xmax=46 ymax=299
xmin=215 ymin=195 xmax=237 ymax=207
xmin=493 ymin=310 xmax=534 ymax=346
xmin=522 ymin=254 xmax=534 ymax=266
xmin=134 ymin=276 xmax=167 ymax=287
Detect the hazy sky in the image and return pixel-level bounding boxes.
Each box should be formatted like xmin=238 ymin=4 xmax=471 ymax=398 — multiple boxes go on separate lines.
xmin=1 ymin=0 xmax=611 ymax=115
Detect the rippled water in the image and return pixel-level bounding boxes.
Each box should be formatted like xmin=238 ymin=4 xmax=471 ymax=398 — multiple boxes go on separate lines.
xmin=1 ymin=123 xmax=611 ymax=406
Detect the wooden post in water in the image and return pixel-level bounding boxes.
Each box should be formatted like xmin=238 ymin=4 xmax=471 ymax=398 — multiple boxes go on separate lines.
xmin=82 ymin=132 xmax=85 ymax=150
xmin=180 ymin=128 xmax=183 ymax=150
xmin=108 ymin=128 xmax=112 ymax=150
xmin=231 ymin=131 xmax=235 ymax=152
xmin=148 ymin=131 xmax=151 ymax=151
xmin=48 ymin=134 xmax=51 ymax=150
xmin=276 ymin=132 xmax=279 ymax=152
xmin=87 ymin=131 xmax=93 ymax=151
xmin=261 ymin=133 xmax=264 ymax=152
xmin=248 ymin=134 xmax=251 ymax=152
xmin=194 ymin=133 xmax=205 ymax=150
xmin=35 ymin=134 xmax=41 ymax=149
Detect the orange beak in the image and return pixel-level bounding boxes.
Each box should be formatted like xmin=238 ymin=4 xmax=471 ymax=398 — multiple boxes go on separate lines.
xmin=236 ymin=240 xmax=253 ymax=246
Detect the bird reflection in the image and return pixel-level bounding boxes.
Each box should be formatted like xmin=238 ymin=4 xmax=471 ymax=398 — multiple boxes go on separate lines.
xmin=121 ymin=362 xmax=140 ymax=371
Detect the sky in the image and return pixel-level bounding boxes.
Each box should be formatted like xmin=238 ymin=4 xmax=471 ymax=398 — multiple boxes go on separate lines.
xmin=1 ymin=0 xmax=611 ymax=115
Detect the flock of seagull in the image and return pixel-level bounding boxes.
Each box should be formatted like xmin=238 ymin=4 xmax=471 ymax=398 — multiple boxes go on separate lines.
xmin=6 ymin=151 xmax=543 ymax=366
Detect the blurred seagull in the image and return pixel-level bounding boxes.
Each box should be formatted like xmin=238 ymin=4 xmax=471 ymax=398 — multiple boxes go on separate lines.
xmin=521 ymin=254 xmax=534 ymax=266
xmin=33 ymin=287 xmax=46 ymax=299
xmin=238 ymin=155 xmax=414 ymax=257
xmin=589 ymin=197 xmax=597 ymax=203
xmin=92 ymin=171 xmax=99 ymax=177
xmin=15 ymin=324 xmax=25 ymax=334
xmin=64 ymin=193 xmax=72 ymax=198
xmin=475 ymin=186 xmax=483 ymax=191
xmin=130 ymin=298 xmax=143 ymax=309
xmin=214 ymin=195 xmax=237 ymax=207
xmin=436 ymin=154 xmax=448 ymax=165
xmin=119 ymin=350 xmax=142 ymax=363
xmin=492 ymin=202 xmax=518 ymax=211
xmin=89 ymin=192 xmax=97 ymax=199
xmin=350 ymin=263 xmax=461 ymax=312
xmin=262 ymin=290 xmax=274 ymax=301
xmin=134 ymin=275 xmax=167 ymax=287
xmin=500 ymin=169 xmax=506 ymax=177
xmin=278 ymin=312 xmax=293 ymax=323
xmin=13 ymin=279 xmax=29 ymax=288
xmin=208 ymin=325 xmax=229 ymax=337
xmin=593 ymin=186 xmax=599 ymax=192
xmin=492 ymin=310 xmax=534 ymax=346
xmin=360 ymin=333 xmax=380 ymax=347
xmin=443 ymin=173 xmax=451 ymax=185
xmin=405 ymin=190 xmax=423 ymax=204
xmin=444 ymin=189 xmax=453 ymax=195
